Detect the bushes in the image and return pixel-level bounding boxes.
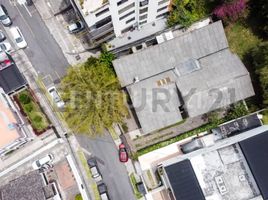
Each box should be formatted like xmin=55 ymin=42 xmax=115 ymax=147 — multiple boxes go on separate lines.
xmin=213 ymin=0 xmax=247 ymax=23
xmin=19 ymin=93 xmax=31 ymax=104
xmin=17 ymin=90 xmax=49 ymax=132
xmin=167 ymin=0 xmax=208 ymax=27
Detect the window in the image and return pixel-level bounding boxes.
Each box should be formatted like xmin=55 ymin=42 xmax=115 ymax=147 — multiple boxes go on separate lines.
xmin=156 ymin=12 xmax=169 ymax=18
xmin=139 ymin=14 xmax=147 ymax=21
xmin=95 ymin=16 xmax=112 ymax=28
xmin=118 ymin=2 xmax=135 ymax=14
xmin=119 ymin=10 xmax=135 ymax=20
xmin=117 ymin=0 xmax=128 ymax=6
xmin=95 ymin=8 xmax=109 ymax=17
xmin=139 ymin=20 xmax=147 ymax=25
xmin=126 ymin=17 xmax=135 ymax=24
xmin=94 ymin=31 xmax=114 ymax=42
xmin=139 ymin=0 xmax=148 ymax=7
xmin=121 ymin=26 xmax=133 ymax=34
xmin=139 ymin=7 xmax=148 ymax=14
xmin=157 ymin=6 xmax=167 ymax=12
xmin=158 ymin=0 xmax=169 ymax=5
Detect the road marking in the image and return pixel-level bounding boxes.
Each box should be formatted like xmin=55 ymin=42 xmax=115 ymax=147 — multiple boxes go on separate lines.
xmin=22 ymin=3 xmax=32 ymax=17
xmin=15 ymin=4 xmax=35 ymax=37
xmin=81 ymin=148 xmax=92 ymax=157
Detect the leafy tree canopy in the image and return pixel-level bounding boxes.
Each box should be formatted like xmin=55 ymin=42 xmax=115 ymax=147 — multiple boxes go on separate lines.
xmin=250 ymin=42 xmax=268 ymax=106
xmin=61 ymin=55 xmax=127 ymax=135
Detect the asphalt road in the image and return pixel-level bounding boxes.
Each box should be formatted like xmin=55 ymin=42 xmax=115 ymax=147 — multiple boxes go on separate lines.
xmin=0 ymin=0 xmax=69 ymax=85
xmin=76 ymin=133 xmax=136 ymax=200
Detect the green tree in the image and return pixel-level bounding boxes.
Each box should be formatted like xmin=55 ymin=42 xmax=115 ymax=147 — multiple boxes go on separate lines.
xmin=167 ymin=0 xmax=212 ymax=27
xmin=61 ymin=60 xmax=127 ymax=135
xmin=250 ymin=42 xmax=268 ymax=106
xmin=99 ymin=51 xmax=115 ymax=68
xmin=249 ymin=0 xmax=268 ymax=38
xmin=226 ymin=102 xmax=249 ymax=120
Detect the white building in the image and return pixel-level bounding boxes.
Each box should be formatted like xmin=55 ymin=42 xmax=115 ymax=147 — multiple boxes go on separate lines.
xmin=0 ymin=87 xmax=30 ymax=156
xmin=71 ymin=0 xmax=171 ymax=44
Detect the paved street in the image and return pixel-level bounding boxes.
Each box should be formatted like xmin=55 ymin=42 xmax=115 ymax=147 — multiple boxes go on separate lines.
xmin=76 ymin=132 xmax=136 ymax=200
xmin=0 ymin=0 xmax=69 ymax=85
xmin=0 ymin=1 xmax=135 ymax=200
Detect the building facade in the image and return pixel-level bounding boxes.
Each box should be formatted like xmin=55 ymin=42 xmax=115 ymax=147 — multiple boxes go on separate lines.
xmin=71 ymin=0 xmax=171 ymax=45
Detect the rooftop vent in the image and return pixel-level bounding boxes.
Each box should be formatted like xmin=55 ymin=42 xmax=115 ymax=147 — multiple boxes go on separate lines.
xmin=156 ymin=77 xmax=171 ymax=86
xmin=134 ymin=76 xmax=139 ymax=83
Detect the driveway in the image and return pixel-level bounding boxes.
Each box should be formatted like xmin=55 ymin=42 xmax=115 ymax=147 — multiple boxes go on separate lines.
xmin=0 ymin=0 xmax=69 ymax=85
xmin=76 ymin=132 xmax=136 ymax=200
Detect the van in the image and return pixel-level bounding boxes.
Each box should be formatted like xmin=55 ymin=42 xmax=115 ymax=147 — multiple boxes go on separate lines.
xmin=10 ymin=27 xmax=27 ymax=49
xmin=0 ymin=5 xmax=11 ymax=26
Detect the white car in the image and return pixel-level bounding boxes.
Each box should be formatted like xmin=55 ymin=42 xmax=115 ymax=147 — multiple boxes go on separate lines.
xmin=32 ymin=154 xmax=53 ymax=170
xmin=68 ymin=21 xmax=84 ymax=34
xmin=0 ymin=42 xmax=11 ymax=52
xmin=10 ymin=26 xmax=27 ymax=49
xmin=48 ymin=86 xmax=65 ymax=108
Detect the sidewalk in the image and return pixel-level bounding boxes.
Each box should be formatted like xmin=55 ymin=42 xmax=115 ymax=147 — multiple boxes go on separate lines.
xmin=34 ymin=0 xmax=98 ymax=66
xmin=13 ymin=49 xmax=95 ymax=199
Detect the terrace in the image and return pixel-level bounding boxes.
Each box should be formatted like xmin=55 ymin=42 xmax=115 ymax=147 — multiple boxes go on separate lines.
xmin=0 ymin=87 xmax=28 ymax=156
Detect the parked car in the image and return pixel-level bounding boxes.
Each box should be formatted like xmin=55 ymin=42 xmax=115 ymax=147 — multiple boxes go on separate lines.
xmin=0 ymin=42 xmax=11 ymax=52
xmin=10 ymin=27 xmax=27 ymax=49
xmin=47 ymin=86 xmax=65 ymax=108
xmin=0 ymin=51 xmax=12 ymax=69
xmin=87 ymin=158 xmax=102 ymax=182
xmin=97 ymin=183 xmax=110 ymax=200
xmin=25 ymin=0 xmax=33 ymax=6
xmin=119 ymin=143 xmax=128 ymax=163
xmin=0 ymin=31 xmax=6 ymax=42
xmin=0 ymin=5 xmax=12 ymax=26
xmin=32 ymin=154 xmax=53 ymax=170
xmin=68 ymin=21 xmax=84 ymax=34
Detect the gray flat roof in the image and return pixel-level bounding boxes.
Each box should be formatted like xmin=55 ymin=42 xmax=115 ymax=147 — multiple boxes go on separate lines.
xmin=113 ymin=21 xmax=228 ymax=87
xmin=127 ymin=70 xmax=183 ymax=133
xmin=0 ymin=171 xmax=46 ymax=200
xmin=176 ymin=49 xmax=254 ymax=117
xmin=113 ymin=21 xmax=254 ymax=134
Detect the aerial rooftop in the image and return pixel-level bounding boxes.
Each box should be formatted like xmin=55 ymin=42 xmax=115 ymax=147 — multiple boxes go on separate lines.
xmin=113 ymin=21 xmax=255 ymax=134
xmin=0 ymin=88 xmax=21 ymax=150
xmin=0 ymin=171 xmax=46 ymax=200
xmin=162 ymin=125 xmax=268 ymax=200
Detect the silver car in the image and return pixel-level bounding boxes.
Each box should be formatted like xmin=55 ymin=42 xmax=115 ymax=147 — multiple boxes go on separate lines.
xmin=0 ymin=5 xmax=12 ymax=27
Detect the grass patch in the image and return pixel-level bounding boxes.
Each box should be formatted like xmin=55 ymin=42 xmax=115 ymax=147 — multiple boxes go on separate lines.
xmin=129 ymin=173 xmax=143 ymax=199
xmin=225 ymin=22 xmax=261 ymax=58
xmin=135 ymin=120 xmax=225 ymax=158
xmin=17 ymin=90 xmax=49 ymax=132
xmin=77 ymin=150 xmax=100 ymax=200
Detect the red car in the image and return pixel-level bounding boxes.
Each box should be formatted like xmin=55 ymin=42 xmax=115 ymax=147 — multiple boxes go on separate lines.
xmin=119 ymin=143 xmax=128 ymax=163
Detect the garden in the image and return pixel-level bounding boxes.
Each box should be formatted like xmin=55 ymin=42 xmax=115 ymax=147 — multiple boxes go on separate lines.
xmin=15 ymin=89 xmax=50 ymax=134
